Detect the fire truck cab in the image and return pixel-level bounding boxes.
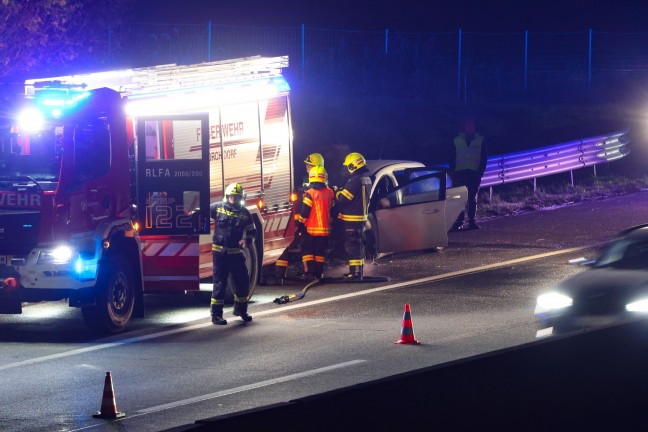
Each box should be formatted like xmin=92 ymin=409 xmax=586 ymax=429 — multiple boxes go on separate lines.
xmin=0 ymin=56 xmax=296 ymax=333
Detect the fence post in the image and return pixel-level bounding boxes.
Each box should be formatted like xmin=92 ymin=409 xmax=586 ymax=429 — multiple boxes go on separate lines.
xmin=385 ymin=28 xmax=389 ymax=55
xmin=457 ymin=28 xmax=462 ymax=101
xmin=524 ymin=30 xmax=528 ymax=89
xmin=301 ymin=24 xmax=306 ymax=80
xmin=207 ymin=21 xmax=212 ymax=62
xmin=588 ymin=28 xmax=592 ymax=87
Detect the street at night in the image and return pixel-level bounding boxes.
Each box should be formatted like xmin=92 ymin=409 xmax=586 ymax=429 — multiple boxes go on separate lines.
xmin=1 ymin=192 xmax=647 ymax=431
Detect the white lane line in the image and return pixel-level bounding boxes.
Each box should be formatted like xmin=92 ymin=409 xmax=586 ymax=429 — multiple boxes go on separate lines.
xmin=0 ymin=246 xmax=586 ymax=371
xmin=136 ymin=359 xmax=366 ymax=415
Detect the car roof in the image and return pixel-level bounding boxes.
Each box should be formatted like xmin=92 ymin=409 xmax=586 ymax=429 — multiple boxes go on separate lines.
xmin=619 ymin=224 xmax=648 ymax=240
xmin=365 ymin=160 xmax=424 ymax=175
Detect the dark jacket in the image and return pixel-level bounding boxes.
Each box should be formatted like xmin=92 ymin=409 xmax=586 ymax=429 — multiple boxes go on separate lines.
xmin=209 ymin=201 xmax=256 ymax=254
xmin=335 ymin=166 xmax=371 ymax=224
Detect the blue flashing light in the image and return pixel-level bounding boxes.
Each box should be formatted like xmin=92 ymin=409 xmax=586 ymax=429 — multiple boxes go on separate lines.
xmin=75 ymin=256 xmax=98 ymax=281
xmin=272 ymin=76 xmax=290 ymax=92
xmin=33 ymin=90 xmax=93 ymax=120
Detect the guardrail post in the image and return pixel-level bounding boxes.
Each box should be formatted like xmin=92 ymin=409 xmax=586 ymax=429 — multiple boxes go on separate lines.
xmin=593 ymin=165 xmax=597 ymax=178
xmin=533 ymin=177 xmax=537 ymax=193
xmin=570 ymin=170 xmax=574 ymax=187
xmin=489 ymin=186 xmax=493 ymax=200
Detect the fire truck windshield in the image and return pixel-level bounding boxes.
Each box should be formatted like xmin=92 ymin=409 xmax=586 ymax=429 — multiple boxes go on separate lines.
xmin=0 ymin=125 xmax=63 ymax=191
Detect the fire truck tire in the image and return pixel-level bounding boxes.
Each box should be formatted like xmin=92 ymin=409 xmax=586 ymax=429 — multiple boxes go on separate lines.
xmin=81 ymin=255 xmax=135 ymax=334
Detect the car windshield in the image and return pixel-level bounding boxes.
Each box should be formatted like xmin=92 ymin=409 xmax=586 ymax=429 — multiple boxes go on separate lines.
xmin=0 ymin=126 xmax=63 ymax=191
xmin=594 ymin=239 xmax=648 ymax=269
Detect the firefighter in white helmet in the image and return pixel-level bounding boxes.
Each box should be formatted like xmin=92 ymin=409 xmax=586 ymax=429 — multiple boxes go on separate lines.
xmin=209 ymin=183 xmax=256 ymax=325
xmin=335 ymin=152 xmax=372 ymax=280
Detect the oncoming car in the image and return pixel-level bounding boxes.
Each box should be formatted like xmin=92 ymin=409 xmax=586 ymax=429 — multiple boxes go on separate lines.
xmin=363 ymin=160 xmax=468 ymax=258
xmin=535 ymin=224 xmax=648 ymax=335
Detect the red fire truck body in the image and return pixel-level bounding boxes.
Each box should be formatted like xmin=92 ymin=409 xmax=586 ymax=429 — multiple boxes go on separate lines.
xmin=0 ymin=56 xmax=296 ymax=332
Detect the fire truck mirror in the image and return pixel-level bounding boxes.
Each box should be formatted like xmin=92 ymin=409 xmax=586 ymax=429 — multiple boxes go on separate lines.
xmin=74 ymin=122 xmax=110 ymax=179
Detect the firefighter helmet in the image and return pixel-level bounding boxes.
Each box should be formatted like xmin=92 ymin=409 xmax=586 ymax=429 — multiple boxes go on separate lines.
xmin=343 ymin=152 xmax=366 ymax=173
xmin=304 ymin=153 xmax=324 ymax=167
xmin=308 ymin=165 xmax=327 ymax=184
xmin=224 ymin=183 xmax=244 ymax=198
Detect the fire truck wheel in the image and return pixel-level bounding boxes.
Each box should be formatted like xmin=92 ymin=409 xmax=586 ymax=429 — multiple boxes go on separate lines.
xmin=82 ymin=256 xmax=135 ymax=333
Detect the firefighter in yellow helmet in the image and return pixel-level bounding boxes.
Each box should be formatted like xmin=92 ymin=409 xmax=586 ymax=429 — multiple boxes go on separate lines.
xmin=335 ymin=152 xmax=372 ymax=280
xmin=209 ymin=183 xmax=256 ymax=325
xmin=273 ymin=153 xmax=326 ymax=283
xmin=297 ymin=165 xmax=335 ymax=281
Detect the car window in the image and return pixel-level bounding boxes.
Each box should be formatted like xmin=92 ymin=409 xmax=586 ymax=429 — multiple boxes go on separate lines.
xmin=370 ymin=175 xmax=395 ymax=212
xmin=596 ymin=240 xmax=648 ymax=269
xmin=392 ymin=169 xmax=408 ymax=187
xmin=382 ymin=174 xmax=443 ymax=207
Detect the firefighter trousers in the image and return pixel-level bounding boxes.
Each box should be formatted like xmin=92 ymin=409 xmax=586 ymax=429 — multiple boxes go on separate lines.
xmin=211 ymin=252 xmax=249 ymax=317
xmin=344 ymin=224 xmax=365 ymax=269
xmin=301 ymin=233 xmax=329 ymax=278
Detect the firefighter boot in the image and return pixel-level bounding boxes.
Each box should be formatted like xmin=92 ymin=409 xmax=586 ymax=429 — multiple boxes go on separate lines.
xmin=345 ymin=265 xmax=363 ymax=281
xmin=210 ymin=304 xmax=227 ymax=325
xmin=233 ymin=302 xmax=253 ymax=322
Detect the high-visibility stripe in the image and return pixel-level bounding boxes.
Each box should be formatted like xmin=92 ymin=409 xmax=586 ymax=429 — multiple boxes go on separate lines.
xmin=276 ymin=260 xmax=289 ymax=267
xmin=306 ymin=227 xmax=330 ymax=235
xmin=216 ymin=207 xmax=249 ymax=220
xmin=302 ymin=197 xmax=313 ymax=207
xmin=302 ymin=255 xmax=315 ymax=262
xmin=298 ymin=215 xmax=307 ymax=224
xmin=210 ymin=298 xmax=224 ymax=305
xmin=349 ymin=259 xmax=364 ymax=266
xmin=212 ymin=244 xmax=243 ymax=254
xmin=234 ymin=295 xmax=248 ymax=303
xmin=337 ymin=214 xmax=367 ymax=222
xmin=339 ymin=189 xmax=354 ymax=200
xmin=315 ymin=255 xmax=326 ymax=263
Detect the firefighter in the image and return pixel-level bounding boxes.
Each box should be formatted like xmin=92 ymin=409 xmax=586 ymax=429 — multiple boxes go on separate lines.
xmin=297 ymin=165 xmax=335 ymax=281
xmin=450 ymin=117 xmax=488 ymax=231
xmin=273 ymin=153 xmax=325 ymax=283
xmin=335 ymin=152 xmax=372 ymax=280
xmin=209 ymin=183 xmax=256 ymax=325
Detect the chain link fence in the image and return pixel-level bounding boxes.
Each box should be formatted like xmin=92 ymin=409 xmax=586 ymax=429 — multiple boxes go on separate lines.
xmin=104 ymin=23 xmax=648 ymax=102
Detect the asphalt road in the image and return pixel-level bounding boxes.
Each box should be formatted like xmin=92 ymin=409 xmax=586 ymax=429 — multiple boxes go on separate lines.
xmin=0 ymin=191 xmax=647 ymax=432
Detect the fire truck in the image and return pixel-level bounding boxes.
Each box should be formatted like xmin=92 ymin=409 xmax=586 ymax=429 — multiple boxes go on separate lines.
xmin=0 ymin=56 xmax=297 ymax=333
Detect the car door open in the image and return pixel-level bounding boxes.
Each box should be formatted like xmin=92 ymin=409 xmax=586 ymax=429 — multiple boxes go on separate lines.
xmin=373 ymin=172 xmax=448 ymax=254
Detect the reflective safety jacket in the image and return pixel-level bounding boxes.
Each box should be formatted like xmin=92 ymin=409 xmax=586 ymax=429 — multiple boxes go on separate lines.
xmin=453 ymin=133 xmax=485 ymax=173
xmin=210 ymin=201 xmax=256 ymax=254
xmin=298 ymin=183 xmax=335 ymax=236
xmin=335 ymin=166 xmax=371 ymax=225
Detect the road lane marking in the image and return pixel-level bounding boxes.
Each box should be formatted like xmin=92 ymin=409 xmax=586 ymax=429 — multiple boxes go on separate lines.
xmin=66 ymin=359 xmax=367 ymax=431
xmin=0 ymin=246 xmax=586 ymax=371
xmin=135 ymin=359 xmax=366 ymax=414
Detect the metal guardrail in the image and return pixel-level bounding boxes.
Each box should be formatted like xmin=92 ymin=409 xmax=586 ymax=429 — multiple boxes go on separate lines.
xmin=480 ymin=131 xmax=630 ymax=188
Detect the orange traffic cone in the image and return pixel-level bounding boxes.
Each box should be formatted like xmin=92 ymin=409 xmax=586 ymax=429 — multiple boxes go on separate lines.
xmin=92 ymin=371 xmax=125 ymax=419
xmin=395 ymin=304 xmax=420 ymax=345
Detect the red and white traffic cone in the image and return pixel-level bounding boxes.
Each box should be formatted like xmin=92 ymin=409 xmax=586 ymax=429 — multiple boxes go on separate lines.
xmin=395 ymin=304 xmax=421 ymax=345
xmin=92 ymin=371 xmax=125 ymax=419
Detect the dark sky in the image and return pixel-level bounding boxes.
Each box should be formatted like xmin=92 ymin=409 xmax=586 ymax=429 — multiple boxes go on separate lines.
xmin=135 ymin=0 xmax=648 ymax=32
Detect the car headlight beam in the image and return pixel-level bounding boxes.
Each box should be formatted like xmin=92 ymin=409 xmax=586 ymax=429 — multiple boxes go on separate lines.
xmin=535 ymin=292 xmax=573 ymax=314
xmin=37 ymin=246 xmax=73 ymax=264
xmin=626 ymin=299 xmax=648 ymax=313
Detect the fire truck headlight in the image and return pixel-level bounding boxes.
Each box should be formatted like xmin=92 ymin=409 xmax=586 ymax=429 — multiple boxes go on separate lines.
xmin=38 ymin=246 xmax=73 ymax=264
xmin=17 ymin=108 xmax=45 ymax=132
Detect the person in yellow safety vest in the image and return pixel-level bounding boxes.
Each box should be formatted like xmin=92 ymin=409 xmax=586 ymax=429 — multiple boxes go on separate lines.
xmin=297 ymin=165 xmax=335 ymax=281
xmin=450 ymin=117 xmax=488 ymax=231
xmin=335 ymin=152 xmax=372 ymax=280
xmin=209 ymin=183 xmax=256 ymax=325
xmin=274 ymin=153 xmax=325 ymax=282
